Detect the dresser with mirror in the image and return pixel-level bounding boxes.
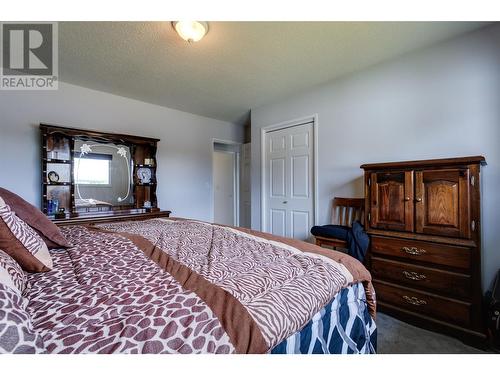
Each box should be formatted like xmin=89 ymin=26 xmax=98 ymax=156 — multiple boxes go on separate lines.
xmin=40 ymin=123 xmax=170 ymax=225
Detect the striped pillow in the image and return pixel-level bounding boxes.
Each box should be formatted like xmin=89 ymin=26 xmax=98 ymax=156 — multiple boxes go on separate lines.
xmin=0 ymin=249 xmax=27 ymax=295
xmin=0 ymin=197 xmax=53 ymax=272
xmin=0 ymin=187 xmax=70 ymax=249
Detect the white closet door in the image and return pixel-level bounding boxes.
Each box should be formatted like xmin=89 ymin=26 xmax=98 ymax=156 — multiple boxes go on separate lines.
xmin=264 ymin=122 xmax=314 ymax=240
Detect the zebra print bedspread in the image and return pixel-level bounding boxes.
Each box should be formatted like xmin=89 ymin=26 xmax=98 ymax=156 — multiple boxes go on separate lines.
xmin=25 ymin=218 xmax=376 ymax=354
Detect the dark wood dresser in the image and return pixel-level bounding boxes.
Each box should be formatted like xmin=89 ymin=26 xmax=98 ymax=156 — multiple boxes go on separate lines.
xmin=361 ymin=156 xmax=487 ymax=346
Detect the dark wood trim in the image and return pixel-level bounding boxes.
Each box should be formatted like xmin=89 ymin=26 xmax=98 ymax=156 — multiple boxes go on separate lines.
xmin=368 ymin=230 xmax=477 ymax=248
xmin=361 ymin=155 xmax=486 ymax=170
xmin=469 ymin=163 xmax=484 ymax=332
xmin=404 ymin=171 xmax=414 ymax=232
xmin=53 ymin=209 xmax=171 ymax=226
xmin=315 ymin=236 xmax=347 ymax=250
xmin=40 ymin=130 xmax=47 ymax=214
xmin=40 ymin=123 xmax=160 ymax=144
xmin=69 ymin=136 xmax=76 ymax=214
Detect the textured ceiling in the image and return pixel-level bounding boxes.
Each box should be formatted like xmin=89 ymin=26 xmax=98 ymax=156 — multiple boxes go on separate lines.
xmin=59 ymin=22 xmax=488 ymax=124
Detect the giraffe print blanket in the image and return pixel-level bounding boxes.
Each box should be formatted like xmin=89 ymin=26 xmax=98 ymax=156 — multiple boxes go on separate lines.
xmin=25 ymin=218 xmax=375 ymax=353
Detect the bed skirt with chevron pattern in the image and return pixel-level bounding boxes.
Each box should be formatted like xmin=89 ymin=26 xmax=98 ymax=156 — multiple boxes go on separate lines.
xmin=271 ymin=282 xmax=377 ymax=354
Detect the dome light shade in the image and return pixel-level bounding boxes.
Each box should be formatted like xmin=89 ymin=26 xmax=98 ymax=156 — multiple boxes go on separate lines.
xmin=172 ymin=21 xmax=208 ymax=43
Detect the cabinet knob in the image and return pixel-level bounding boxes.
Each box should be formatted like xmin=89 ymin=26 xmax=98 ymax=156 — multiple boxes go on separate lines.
xmin=402 ymin=271 xmax=427 ymax=281
xmin=401 ymin=246 xmax=426 ymax=256
xmin=404 ymin=197 xmax=410 ymax=201
xmin=402 ymin=295 xmax=427 ymax=306
xmin=415 ymin=197 xmax=422 ymax=202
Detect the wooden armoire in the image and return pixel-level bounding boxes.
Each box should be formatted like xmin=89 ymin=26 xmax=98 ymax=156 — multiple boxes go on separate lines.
xmin=361 ymin=156 xmax=487 ymax=346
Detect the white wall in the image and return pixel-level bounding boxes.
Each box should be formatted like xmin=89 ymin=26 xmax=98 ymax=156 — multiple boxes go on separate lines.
xmin=0 ymin=82 xmax=243 ymax=222
xmin=251 ymin=24 xmax=500 ymax=289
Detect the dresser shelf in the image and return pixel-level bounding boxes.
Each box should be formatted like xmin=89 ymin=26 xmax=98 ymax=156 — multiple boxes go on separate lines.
xmin=51 ymin=209 xmax=171 ymax=226
xmin=43 ymin=158 xmax=71 ymax=164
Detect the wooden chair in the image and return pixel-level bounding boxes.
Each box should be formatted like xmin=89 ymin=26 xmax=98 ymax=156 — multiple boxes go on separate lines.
xmin=313 ymin=197 xmax=365 ymax=250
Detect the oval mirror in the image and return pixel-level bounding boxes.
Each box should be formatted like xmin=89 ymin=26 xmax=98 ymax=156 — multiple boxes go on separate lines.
xmin=73 ymin=139 xmax=133 ymax=212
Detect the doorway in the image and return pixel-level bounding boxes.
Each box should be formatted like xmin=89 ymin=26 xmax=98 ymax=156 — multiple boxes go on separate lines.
xmin=213 ymin=141 xmax=240 ymax=226
xmin=261 ymin=116 xmax=317 ymax=240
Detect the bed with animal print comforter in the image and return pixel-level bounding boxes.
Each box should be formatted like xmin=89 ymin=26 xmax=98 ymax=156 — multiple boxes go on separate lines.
xmin=25 ymin=218 xmax=376 ymax=354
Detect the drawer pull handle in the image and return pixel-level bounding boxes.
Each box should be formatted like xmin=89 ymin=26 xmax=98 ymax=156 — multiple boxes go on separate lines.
xmin=402 ymin=246 xmax=426 ymax=256
xmin=402 ymin=271 xmax=427 ymax=281
xmin=402 ymin=295 xmax=427 ymax=306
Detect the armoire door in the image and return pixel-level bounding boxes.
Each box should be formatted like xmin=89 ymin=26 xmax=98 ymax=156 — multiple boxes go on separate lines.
xmin=370 ymin=171 xmax=414 ymax=232
xmin=415 ymin=168 xmax=470 ymax=238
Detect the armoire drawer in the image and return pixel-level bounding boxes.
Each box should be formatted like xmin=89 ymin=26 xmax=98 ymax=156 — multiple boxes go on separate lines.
xmin=371 ymin=257 xmax=471 ymax=299
xmin=371 ymin=236 xmax=471 ymax=270
xmin=373 ymin=280 xmax=472 ymax=327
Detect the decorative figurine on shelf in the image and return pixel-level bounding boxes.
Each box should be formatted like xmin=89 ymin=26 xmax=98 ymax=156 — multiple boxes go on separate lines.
xmin=137 ymin=167 xmax=152 ymax=184
xmin=54 ymin=208 xmax=66 ymax=219
xmin=47 ymin=151 xmax=58 ymax=160
xmin=47 ymin=171 xmax=60 ymax=183
xmin=48 ymin=199 xmax=59 ymax=215
xmin=143 ymin=200 xmax=152 ymax=212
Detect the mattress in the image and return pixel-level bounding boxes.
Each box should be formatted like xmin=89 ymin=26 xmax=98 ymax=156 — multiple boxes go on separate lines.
xmin=25 ymin=218 xmax=376 ymax=354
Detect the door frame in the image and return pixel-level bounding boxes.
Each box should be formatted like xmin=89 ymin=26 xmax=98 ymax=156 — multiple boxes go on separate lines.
xmin=260 ymin=114 xmax=319 ymax=234
xmin=211 ymin=138 xmax=241 ymax=226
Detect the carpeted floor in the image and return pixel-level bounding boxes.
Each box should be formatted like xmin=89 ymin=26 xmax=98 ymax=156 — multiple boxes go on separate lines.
xmin=376 ymin=313 xmax=485 ymax=354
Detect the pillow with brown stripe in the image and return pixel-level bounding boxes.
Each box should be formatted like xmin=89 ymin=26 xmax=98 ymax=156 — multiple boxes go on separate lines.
xmin=0 ymin=197 xmax=53 ymax=272
xmin=0 ymin=249 xmax=27 ymax=295
xmin=0 ymin=187 xmax=70 ymax=249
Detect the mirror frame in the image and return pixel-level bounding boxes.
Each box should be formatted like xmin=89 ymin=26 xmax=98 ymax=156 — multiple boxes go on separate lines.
xmin=73 ymin=140 xmax=133 ymax=210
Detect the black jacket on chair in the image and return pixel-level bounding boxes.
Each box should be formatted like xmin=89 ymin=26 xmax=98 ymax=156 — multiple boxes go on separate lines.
xmin=346 ymin=221 xmax=369 ymax=263
xmin=310 ymin=220 xmax=369 ymax=262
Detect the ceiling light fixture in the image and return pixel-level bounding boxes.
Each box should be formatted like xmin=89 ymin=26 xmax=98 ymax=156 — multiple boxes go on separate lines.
xmin=172 ymin=21 xmax=208 ymax=43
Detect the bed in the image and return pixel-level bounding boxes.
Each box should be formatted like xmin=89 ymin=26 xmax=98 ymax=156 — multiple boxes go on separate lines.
xmin=21 ymin=217 xmax=376 ymax=354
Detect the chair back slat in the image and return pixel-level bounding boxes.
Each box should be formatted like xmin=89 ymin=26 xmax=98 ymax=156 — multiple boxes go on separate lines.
xmin=330 ymin=197 xmax=365 ymax=227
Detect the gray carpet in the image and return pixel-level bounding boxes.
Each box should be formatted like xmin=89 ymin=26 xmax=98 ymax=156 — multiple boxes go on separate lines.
xmin=376 ymin=313 xmax=485 ymax=354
